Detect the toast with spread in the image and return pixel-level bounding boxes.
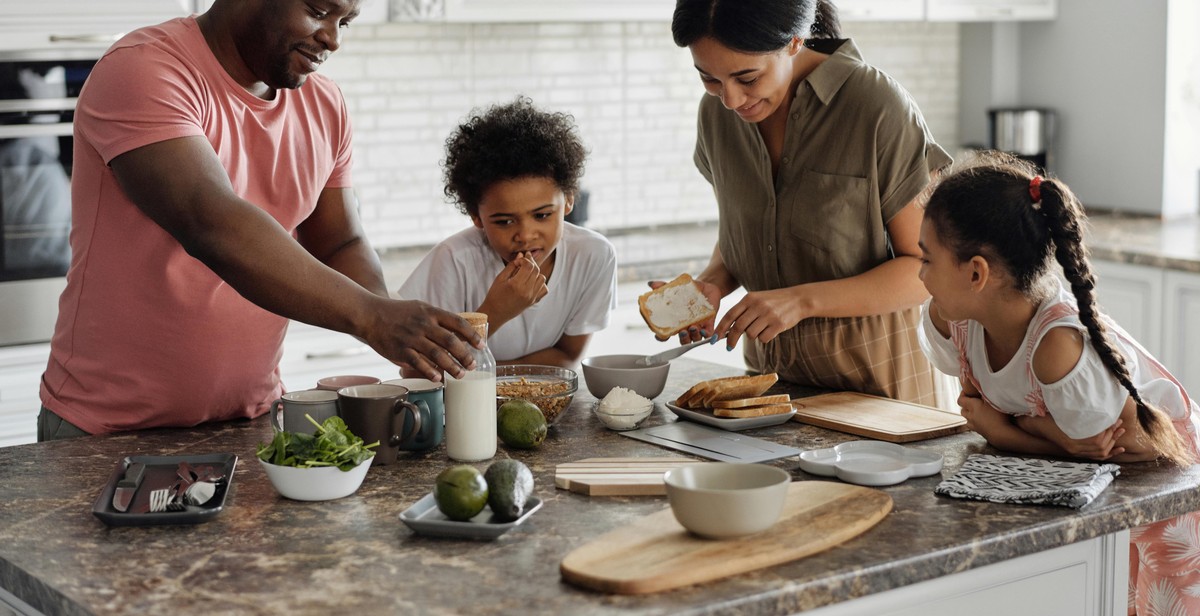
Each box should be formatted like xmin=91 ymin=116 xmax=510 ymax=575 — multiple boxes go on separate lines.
xmin=638 ymin=274 xmax=717 ymax=341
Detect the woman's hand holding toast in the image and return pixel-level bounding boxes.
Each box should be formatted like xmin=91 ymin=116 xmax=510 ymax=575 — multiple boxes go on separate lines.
xmin=646 ymin=277 xmax=724 ymax=344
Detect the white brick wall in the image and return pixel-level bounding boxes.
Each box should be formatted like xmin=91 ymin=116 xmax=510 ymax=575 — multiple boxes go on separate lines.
xmin=321 ymin=20 xmax=959 ymax=250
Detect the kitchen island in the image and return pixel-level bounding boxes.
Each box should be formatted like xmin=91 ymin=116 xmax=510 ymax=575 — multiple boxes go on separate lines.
xmin=2 ymin=358 xmax=1199 ymax=615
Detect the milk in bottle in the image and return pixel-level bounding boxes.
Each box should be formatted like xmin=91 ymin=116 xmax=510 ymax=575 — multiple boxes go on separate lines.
xmin=444 ymin=312 xmax=497 ymax=461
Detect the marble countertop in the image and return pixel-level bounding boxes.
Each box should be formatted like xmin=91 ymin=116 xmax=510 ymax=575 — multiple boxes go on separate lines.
xmin=3 ymin=359 xmax=1200 ymax=615
xmin=1085 ymin=212 xmax=1200 ymax=273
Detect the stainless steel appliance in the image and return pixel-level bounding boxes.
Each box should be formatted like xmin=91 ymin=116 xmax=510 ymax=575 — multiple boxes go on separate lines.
xmin=988 ymin=107 xmax=1056 ymax=173
xmin=0 ymin=50 xmax=97 ymax=346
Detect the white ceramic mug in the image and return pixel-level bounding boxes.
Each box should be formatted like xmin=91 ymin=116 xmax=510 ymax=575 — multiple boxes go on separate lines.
xmin=271 ymin=389 xmax=340 ymax=434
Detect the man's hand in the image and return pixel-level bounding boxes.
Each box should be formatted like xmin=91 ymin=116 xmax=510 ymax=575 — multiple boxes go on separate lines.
xmin=363 ymin=300 xmax=482 ymax=381
xmin=480 ymin=252 xmax=547 ymax=329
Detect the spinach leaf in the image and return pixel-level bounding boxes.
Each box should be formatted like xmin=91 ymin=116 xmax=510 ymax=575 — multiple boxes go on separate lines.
xmin=256 ymin=414 xmax=378 ymax=472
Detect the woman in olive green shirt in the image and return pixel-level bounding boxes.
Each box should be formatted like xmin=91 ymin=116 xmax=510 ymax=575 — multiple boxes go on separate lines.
xmin=668 ymin=0 xmax=952 ymax=404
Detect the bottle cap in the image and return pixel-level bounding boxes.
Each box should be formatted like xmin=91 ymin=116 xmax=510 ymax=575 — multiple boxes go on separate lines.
xmin=458 ymin=311 xmax=489 ymax=339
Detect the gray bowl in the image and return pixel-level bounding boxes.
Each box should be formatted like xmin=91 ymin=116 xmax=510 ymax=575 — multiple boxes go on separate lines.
xmin=581 ymin=354 xmax=670 ymax=400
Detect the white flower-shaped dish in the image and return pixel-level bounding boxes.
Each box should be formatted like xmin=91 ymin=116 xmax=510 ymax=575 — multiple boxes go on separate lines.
xmin=797 ymin=441 xmax=944 ymax=486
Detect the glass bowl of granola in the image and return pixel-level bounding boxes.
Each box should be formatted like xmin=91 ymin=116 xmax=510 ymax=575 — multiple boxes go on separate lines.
xmin=495 ymin=365 xmax=578 ymax=425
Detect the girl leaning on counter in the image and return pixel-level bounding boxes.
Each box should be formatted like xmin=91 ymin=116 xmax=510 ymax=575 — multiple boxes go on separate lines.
xmin=663 ymin=0 xmax=952 ymax=405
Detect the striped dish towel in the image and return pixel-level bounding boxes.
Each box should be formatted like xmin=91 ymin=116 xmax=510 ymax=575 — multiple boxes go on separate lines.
xmin=935 ymin=454 xmax=1120 ymax=509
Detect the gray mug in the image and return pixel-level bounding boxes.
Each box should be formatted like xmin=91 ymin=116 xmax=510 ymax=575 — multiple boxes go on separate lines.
xmin=337 ymin=384 xmax=431 ymax=465
xmin=383 ymin=378 xmax=445 ymax=451
xmin=271 ymin=389 xmax=340 ymax=434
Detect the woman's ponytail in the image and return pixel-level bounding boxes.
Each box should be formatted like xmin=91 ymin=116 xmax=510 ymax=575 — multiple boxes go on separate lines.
xmin=810 ymin=0 xmax=843 ymax=39
xmin=1037 ymin=179 xmax=1194 ymax=466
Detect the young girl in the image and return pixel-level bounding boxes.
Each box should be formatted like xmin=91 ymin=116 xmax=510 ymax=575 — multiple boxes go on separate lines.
xmin=397 ymin=97 xmax=617 ymax=369
xmin=917 ymin=152 xmax=1200 ymax=614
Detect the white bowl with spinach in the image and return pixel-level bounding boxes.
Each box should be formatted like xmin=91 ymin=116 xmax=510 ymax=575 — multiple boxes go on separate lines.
xmin=256 ymin=415 xmax=378 ymax=501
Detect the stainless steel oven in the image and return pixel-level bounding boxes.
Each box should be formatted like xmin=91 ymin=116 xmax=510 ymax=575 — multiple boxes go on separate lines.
xmin=0 ymin=49 xmax=97 ymax=346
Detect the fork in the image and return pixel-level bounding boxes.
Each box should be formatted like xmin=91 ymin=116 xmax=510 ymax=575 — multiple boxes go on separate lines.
xmin=148 ymin=487 xmax=173 ymax=513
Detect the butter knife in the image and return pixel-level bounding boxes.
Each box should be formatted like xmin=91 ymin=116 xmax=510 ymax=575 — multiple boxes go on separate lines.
xmin=637 ymin=334 xmax=718 ymax=366
xmin=112 ymin=462 xmax=145 ymax=513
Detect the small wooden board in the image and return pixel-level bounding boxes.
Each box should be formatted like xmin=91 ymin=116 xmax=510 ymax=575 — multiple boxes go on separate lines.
xmin=560 ymin=481 xmax=892 ymax=594
xmin=554 ymin=457 xmax=696 ymax=496
xmin=790 ymin=392 xmax=967 ymax=443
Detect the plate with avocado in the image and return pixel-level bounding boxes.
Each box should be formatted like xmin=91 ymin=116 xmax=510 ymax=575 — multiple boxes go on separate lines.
xmin=399 ymin=494 xmax=544 ymax=540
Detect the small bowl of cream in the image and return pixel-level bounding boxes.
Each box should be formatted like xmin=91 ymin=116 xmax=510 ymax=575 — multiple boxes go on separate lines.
xmin=593 ymin=387 xmax=655 ymax=431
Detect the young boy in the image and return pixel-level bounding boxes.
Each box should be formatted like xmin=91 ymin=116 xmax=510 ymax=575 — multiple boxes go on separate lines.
xmin=397 ymin=97 xmax=617 ymax=368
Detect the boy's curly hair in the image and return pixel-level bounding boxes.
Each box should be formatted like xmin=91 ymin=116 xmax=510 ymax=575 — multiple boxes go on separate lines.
xmin=442 ymin=96 xmax=588 ymax=218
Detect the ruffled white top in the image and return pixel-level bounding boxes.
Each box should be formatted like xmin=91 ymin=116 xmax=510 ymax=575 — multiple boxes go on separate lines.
xmin=918 ymin=279 xmax=1191 ymax=439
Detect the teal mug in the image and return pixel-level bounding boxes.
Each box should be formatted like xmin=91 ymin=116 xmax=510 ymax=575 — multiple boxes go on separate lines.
xmin=383 ymin=378 xmax=445 ymax=452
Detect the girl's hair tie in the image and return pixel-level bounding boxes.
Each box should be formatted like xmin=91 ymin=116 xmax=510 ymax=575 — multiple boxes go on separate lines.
xmin=1029 ymin=175 xmax=1043 ymax=203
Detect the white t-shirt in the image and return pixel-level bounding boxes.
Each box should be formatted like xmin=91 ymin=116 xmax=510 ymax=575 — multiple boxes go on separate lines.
xmin=918 ymin=280 xmax=1193 ymax=439
xmin=397 ymin=222 xmax=617 ymax=361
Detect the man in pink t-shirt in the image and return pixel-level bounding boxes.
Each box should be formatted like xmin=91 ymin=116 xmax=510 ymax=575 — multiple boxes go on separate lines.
xmin=38 ymin=0 xmax=482 ymax=439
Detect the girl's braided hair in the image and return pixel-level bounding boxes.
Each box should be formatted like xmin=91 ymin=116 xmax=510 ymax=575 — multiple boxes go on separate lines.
xmin=924 ymin=151 xmax=1193 ymax=466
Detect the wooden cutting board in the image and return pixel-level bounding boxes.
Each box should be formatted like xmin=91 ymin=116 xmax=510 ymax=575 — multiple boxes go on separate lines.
xmin=790 ymin=391 xmax=967 ymax=443
xmin=560 ymin=481 xmax=892 ymax=595
xmin=554 ymin=457 xmax=696 ymax=496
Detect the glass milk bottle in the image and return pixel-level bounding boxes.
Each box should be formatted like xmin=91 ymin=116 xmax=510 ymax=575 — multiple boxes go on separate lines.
xmin=444 ymin=312 xmax=497 ymax=461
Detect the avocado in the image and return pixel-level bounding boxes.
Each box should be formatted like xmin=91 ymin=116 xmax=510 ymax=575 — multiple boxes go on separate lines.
xmin=497 ymin=400 xmax=548 ymax=449
xmin=434 ymin=465 xmax=488 ymax=521
xmin=484 ymin=459 xmax=534 ymax=522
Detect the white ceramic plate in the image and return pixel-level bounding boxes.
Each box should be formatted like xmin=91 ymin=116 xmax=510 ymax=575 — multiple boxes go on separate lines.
xmin=797 ymin=441 xmax=943 ymax=486
xmin=665 ymin=402 xmax=796 ymax=432
xmin=399 ymin=493 xmax=543 ymax=540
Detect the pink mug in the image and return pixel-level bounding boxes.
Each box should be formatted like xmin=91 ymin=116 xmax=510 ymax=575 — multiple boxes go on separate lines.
xmin=316 ymin=375 xmax=381 ymax=391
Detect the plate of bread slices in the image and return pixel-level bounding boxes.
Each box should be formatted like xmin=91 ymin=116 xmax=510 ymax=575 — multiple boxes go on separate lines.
xmin=666 ymin=373 xmax=796 ymax=431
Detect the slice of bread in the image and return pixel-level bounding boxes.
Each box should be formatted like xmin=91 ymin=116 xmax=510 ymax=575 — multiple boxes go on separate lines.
xmin=712 ymin=403 xmax=793 ymax=418
xmin=711 ymin=394 xmax=791 ymax=409
xmin=694 ymin=373 xmax=778 ymax=408
xmin=673 ymin=381 xmax=710 ymax=408
xmin=638 ymin=274 xmax=716 ymax=341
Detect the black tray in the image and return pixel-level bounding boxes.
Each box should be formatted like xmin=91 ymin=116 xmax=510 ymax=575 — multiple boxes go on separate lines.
xmin=91 ymin=453 xmax=238 ymax=527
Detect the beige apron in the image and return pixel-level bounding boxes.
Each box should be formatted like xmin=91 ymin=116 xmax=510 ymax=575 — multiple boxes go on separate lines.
xmin=742 ymin=305 xmax=937 ymax=406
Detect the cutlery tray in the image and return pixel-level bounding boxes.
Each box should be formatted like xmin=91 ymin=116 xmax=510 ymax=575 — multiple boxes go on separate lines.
xmin=91 ymin=453 xmax=238 ymax=527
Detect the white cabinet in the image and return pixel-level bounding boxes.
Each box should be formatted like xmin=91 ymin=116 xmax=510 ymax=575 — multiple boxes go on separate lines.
xmin=839 ymin=0 xmax=925 ymax=21
xmin=1162 ymin=270 xmax=1200 ymax=397
xmin=1092 ymin=259 xmax=1164 ymax=358
xmin=806 ymin=531 xmax=1128 ymax=616
xmin=0 ymin=1 xmax=192 ymax=53
xmin=1091 ymin=260 xmax=1200 ymax=395
xmin=0 ymin=343 xmax=51 ymax=448
xmin=437 ymin=0 xmax=674 ymax=22
xmin=398 ymin=0 xmax=1049 ymax=23
xmin=926 ymin=0 xmax=1057 ymax=21
xmin=279 ymin=322 xmax=399 ymax=392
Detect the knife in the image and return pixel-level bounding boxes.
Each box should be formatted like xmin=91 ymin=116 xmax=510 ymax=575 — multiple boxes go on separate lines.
xmin=637 ymin=335 xmax=718 ymax=367
xmin=112 ymin=462 xmax=146 ymax=513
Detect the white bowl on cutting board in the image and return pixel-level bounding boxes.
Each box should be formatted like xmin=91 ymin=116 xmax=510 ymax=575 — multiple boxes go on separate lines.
xmin=663 ymin=463 xmax=791 ymax=539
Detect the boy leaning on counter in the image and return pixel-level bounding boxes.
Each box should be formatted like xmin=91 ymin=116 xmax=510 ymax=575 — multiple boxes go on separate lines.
xmin=396 ymin=96 xmax=618 ymax=370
